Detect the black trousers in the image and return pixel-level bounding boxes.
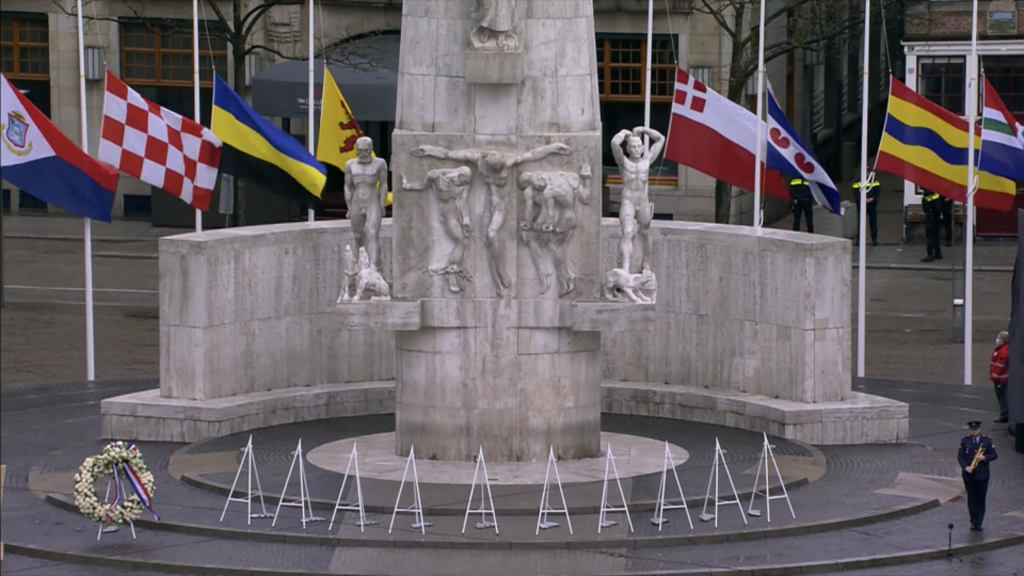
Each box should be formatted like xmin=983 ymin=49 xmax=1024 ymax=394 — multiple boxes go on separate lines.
xmin=792 ymin=201 xmax=814 ymax=233
xmin=995 ymin=382 xmax=1008 ymax=421
xmin=925 ymin=214 xmax=942 ymax=257
xmin=856 ymin=202 xmax=878 ymax=242
xmin=940 ymin=201 xmax=954 ymax=243
xmin=962 ymin=475 xmax=989 ymax=527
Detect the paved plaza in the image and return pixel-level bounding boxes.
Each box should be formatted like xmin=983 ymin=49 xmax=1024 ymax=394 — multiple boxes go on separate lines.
xmin=0 ymin=215 xmax=1022 ymax=575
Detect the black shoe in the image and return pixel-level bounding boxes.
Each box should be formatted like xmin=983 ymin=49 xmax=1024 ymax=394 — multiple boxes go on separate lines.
xmin=970 ymin=524 xmax=980 ymax=531
xmin=935 ymin=254 xmax=943 ymax=260
xmin=921 ymin=256 xmax=935 ymax=262
xmin=995 ymin=418 xmax=1008 ymax=423
xmin=871 ymin=239 xmax=878 ymax=246
xmin=946 ymin=241 xmax=953 ymax=247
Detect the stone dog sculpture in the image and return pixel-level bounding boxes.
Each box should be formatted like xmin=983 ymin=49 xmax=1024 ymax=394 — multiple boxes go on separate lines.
xmin=603 ymin=267 xmax=657 ymax=304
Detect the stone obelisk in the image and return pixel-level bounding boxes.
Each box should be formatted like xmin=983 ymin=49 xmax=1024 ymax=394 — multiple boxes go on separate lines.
xmin=386 ymin=0 xmax=607 ymax=462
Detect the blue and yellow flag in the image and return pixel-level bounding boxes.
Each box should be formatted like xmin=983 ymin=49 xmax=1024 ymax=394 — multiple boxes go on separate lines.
xmin=212 ymin=74 xmax=326 ymax=200
xmin=876 ymin=77 xmax=1017 ymax=211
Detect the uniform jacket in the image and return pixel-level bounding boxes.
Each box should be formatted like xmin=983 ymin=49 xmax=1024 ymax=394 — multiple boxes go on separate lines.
xmin=853 ymin=182 xmax=881 ymax=204
xmin=990 ymin=342 xmax=1009 ymax=384
xmin=922 ymin=191 xmax=942 ymax=215
xmin=789 ymin=180 xmax=813 ymax=203
xmin=958 ymin=434 xmax=999 ymax=480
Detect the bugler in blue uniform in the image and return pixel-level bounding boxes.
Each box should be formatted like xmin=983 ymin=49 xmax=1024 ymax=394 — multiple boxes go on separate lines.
xmin=957 ymin=420 xmax=998 ymax=530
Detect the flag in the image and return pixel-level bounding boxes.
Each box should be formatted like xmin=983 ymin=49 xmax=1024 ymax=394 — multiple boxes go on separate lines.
xmin=979 ymin=77 xmax=1024 ymax=185
xmin=765 ymin=81 xmax=842 ymax=214
xmin=665 ymin=68 xmax=788 ymax=200
xmin=0 ymin=73 xmax=118 ymax=222
xmin=316 ymin=67 xmax=367 ymax=171
xmin=212 ymin=74 xmax=326 ymax=201
xmin=99 ymin=71 xmax=223 ymax=211
xmin=876 ymin=77 xmax=1017 ymax=211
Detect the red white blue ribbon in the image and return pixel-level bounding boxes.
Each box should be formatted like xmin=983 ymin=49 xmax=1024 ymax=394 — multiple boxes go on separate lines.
xmin=122 ymin=445 xmax=159 ymax=521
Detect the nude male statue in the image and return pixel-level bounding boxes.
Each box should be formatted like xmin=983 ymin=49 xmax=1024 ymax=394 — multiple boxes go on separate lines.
xmin=411 ymin=142 xmax=572 ymax=298
xmin=518 ymin=163 xmax=592 ymax=296
xmin=610 ymin=127 xmax=664 ymax=274
xmin=401 ymin=166 xmax=474 ymax=293
xmin=344 ymin=136 xmax=388 ymax=272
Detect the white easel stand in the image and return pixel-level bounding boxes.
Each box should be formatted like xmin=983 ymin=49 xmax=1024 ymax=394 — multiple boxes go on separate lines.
xmin=97 ymin=477 xmax=136 ymax=541
xmin=698 ymin=438 xmax=747 ymax=529
xmin=598 ymin=443 xmax=634 ymax=533
xmin=650 ymin=441 xmax=693 ymax=531
xmin=329 ymin=443 xmax=377 ymax=532
xmin=389 ymin=445 xmax=432 ymax=534
xmin=535 ymin=446 xmax=573 ymax=534
xmin=747 ymin=432 xmax=796 ymax=523
xmin=272 ymin=439 xmax=324 ymax=529
xmin=220 ymin=435 xmax=271 ymax=525
xmin=462 ymin=446 xmax=499 ymax=534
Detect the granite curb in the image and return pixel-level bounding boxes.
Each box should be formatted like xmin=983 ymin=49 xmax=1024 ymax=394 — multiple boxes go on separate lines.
xmin=41 ymin=493 xmax=940 ymax=550
xmin=6 ymin=533 xmax=1021 ymax=576
xmin=178 ymin=472 xmax=811 ymax=517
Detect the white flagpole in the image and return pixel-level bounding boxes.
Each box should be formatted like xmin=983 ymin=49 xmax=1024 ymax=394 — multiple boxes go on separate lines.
xmin=856 ymin=0 xmax=871 ymax=378
xmin=752 ymin=0 xmax=767 ymax=229
xmin=964 ymin=0 xmax=979 ymax=386
xmin=193 ymin=0 xmax=202 ymax=232
xmin=643 ymin=0 xmax=653 ymax=148
xmin=307 ymin=0 xmax=316 ymax=223
xmin=76 ymin=0 xmax=95 ymax=381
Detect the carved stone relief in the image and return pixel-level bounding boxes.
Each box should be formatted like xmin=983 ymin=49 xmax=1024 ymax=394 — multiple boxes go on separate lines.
xmin=344 ymin=136 xmax=389 ymax=274
xmin=518 ymin=163 xmax=592 ymax=296
xmin=605 ymin=127 xmax=665 ymax=303
xmin=603 ymin=267 xmax=657 ymax=304
xmin=336 ymin=245 xmax=358 ymax=303
xmin=401 ymin=166 xmax=475 ymax=294
xmin=470 ymin=0 xmax=518 ymax=51
xmin=337 ymin=245 xmax=391 ymax=302
xmin=410 ymin=142 xmax=572 ymax=298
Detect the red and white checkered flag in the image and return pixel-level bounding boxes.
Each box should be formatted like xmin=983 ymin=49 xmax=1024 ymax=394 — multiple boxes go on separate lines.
xmin=99 ymin=70 xmax=222 ymax=211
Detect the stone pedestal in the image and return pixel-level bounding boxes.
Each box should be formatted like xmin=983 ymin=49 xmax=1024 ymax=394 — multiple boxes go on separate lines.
xmin=464 ymin=50 xmax=524 ymax=84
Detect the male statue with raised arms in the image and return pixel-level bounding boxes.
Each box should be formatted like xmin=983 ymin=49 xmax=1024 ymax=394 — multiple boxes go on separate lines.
xmin=610 ymin=127 xmax=664 ymax=274
xmin=411 ymin=142 xmax=572 ymax=297
xmin=344 ymin=136 xmax=389 ymax=272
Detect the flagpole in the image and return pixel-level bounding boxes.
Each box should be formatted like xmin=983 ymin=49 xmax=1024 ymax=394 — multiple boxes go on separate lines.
xmin=643 ymin=0 xmax=653 ymax=149
xmin=856 ymin=0 xmax=871 ymax=378
xmin=193 ymin=0 xmax=202 ymax=232
xmin=752 ymin=0 xmax=767 ymax=229
xmin=76 ymin=0 xmax=95 ymax=382
xmin=964 ymin=0 xmax=979 ymax=386
xmin=306 ymin=0 xmax=316 ymax=223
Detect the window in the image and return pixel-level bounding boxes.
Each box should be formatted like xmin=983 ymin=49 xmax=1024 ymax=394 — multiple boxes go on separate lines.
xmin=983 ymin=56 xmax=1024 ymax=115
xmin=596 ymin=35 xmax=678 ymax=180
xmin=1 ymin=14 xmax=49 ymax=80
xmin=120 ymin=21 xmax=227 ymax=87
xmin=120 ymin=21 xmax=227 ymax=124
xmin=917 ymin=56 xmax=965 ymax=115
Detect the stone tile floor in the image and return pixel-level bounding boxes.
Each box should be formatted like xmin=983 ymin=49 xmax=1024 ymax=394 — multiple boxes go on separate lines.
xmin=1 ymin=378 xmax=1021 ymax=575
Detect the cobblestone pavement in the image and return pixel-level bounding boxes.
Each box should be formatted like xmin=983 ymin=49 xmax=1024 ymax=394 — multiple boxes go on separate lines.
xmin=1 ymin=379 xmax=1022 ymax=575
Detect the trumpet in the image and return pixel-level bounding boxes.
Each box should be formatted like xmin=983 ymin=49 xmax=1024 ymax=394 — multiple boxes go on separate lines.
xmin=969 ymin=444 xmax=985 ymax=469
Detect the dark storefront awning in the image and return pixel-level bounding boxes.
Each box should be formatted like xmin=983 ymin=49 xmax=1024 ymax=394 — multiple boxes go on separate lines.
xmin=251 ymin=33 xmax=399 ymax=121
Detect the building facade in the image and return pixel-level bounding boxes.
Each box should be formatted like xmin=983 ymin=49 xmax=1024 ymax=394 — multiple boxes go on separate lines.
xmin=901 ymin=0 xmax=1024 ymax=238
xmin=2 ymin=0 xmax=866 ymax=224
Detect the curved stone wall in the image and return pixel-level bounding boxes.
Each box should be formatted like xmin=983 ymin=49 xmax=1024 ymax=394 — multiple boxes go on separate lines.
xmin=157 ymin=219 xmax=850 ymax=403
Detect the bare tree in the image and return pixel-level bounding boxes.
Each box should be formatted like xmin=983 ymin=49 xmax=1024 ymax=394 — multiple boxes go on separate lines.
xmin=55 ymin=0 xmax=387 ymax=91
xmin=693 ymin=0 xmax=904 ymax=223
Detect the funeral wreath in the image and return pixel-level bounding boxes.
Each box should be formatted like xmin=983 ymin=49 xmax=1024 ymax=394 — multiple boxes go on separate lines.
xmin=74 ymin=441 xmax=159 ymax=524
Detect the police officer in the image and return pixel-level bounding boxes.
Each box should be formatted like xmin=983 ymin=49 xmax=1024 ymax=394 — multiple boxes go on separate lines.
xmin=957 ymin=420 xmax=998 ymax=531
xmin=853 ymin=178 xmax=880 ymax=246
xmin=940 ymin=197 xmax=954 ymax=246
xmin=790 ymin=177 xmax=814 ymax=233
xmin=921 ymin=190 xmax=943 ymax=262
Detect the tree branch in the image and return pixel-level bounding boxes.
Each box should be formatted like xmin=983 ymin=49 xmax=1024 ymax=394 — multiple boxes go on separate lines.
xmin=242 ymin=0 xmax=287 ymax=40
xmin=695 ymin=0 xmax=737 ymax=39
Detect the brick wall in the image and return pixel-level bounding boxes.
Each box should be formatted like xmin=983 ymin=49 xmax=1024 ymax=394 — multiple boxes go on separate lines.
xmin=930 ymin=11 xmax=985 ymax=35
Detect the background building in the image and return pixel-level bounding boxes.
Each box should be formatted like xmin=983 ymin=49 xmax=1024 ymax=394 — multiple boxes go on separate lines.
xmin=2 ymin=0 xmax=893 ymax=225
xmin=901 ymin=0 xmax=1024 ymax=238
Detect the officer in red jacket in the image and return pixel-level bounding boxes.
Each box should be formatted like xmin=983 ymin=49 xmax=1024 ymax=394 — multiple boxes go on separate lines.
xmin=990 ymin=330 xmax=1009 ymax=423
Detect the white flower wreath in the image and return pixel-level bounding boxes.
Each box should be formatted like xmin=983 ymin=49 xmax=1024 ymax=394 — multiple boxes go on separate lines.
xmin=74 ymin=441 xmax=157 ymax=525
